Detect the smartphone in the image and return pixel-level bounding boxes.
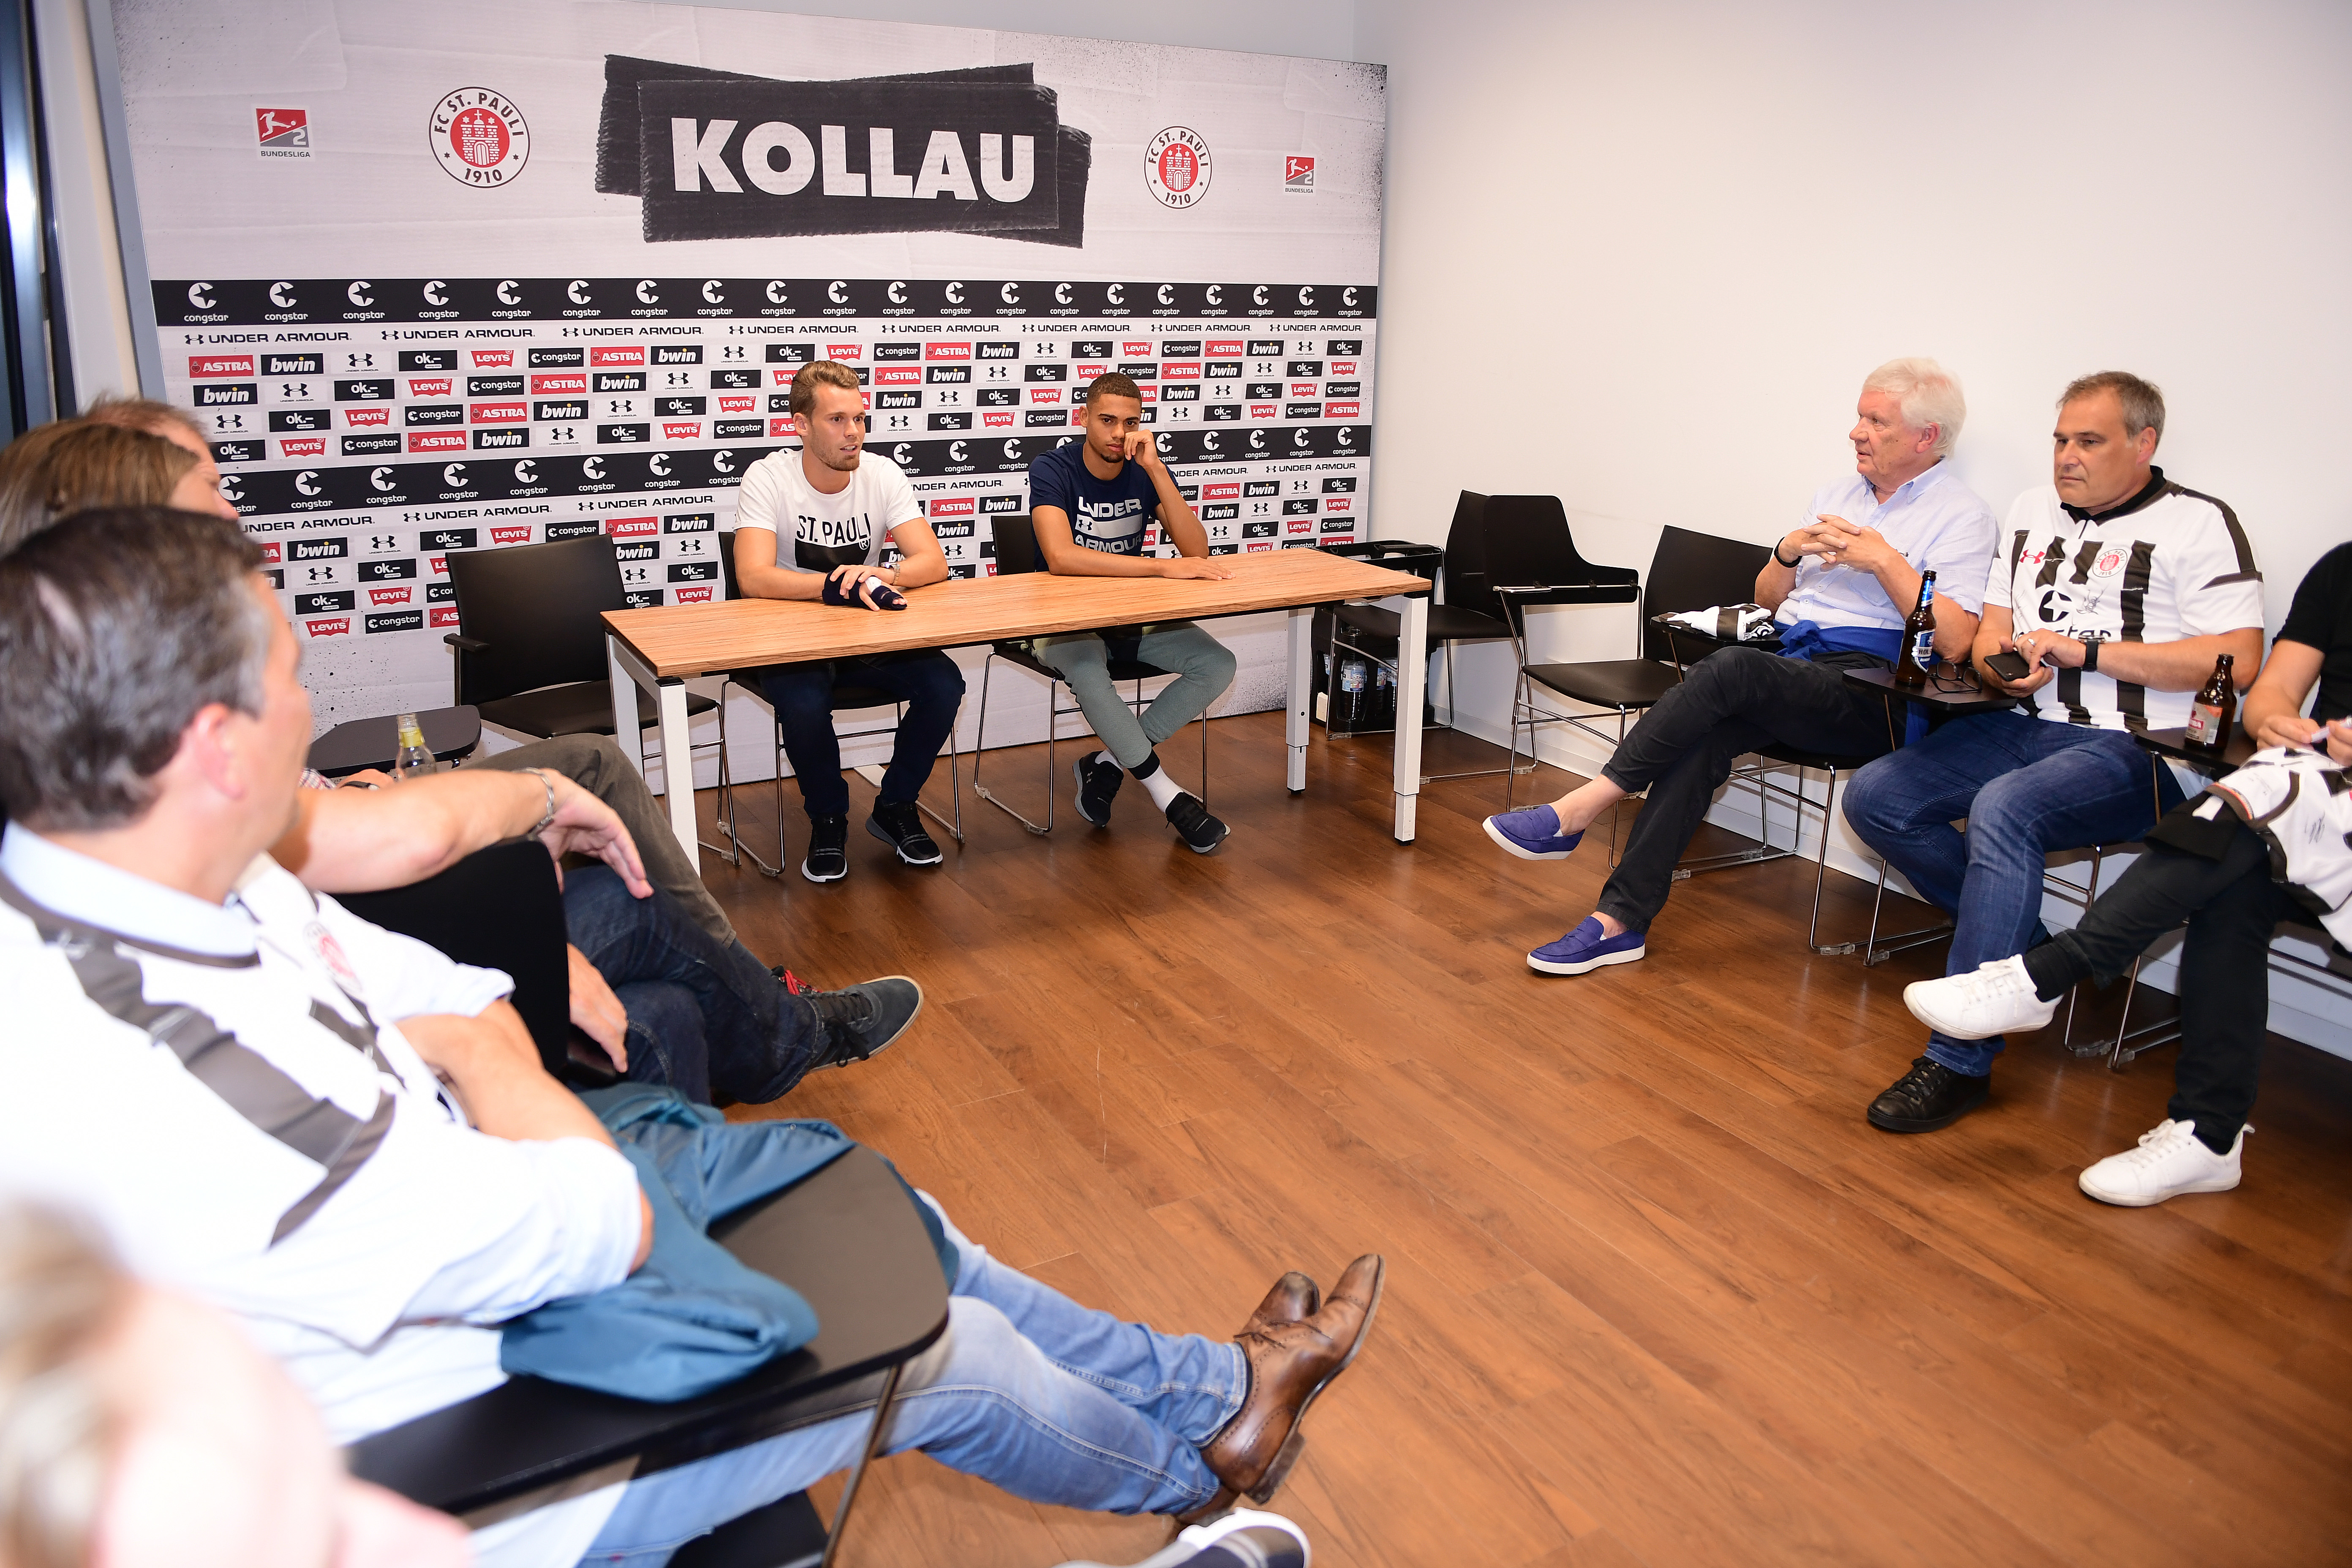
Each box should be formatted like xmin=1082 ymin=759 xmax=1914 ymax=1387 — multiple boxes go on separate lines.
xmin=1980 ymin=650 xmax=2033 ymax=683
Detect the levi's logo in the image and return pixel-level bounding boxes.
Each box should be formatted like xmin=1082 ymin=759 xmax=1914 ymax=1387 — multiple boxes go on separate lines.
xmin=471 ymin=350 xmax=514 ymax=368
xmin=305 ymin=617 xmax=351 ymax=637
xmin=672 ymin=585 xmax=715 ymax=603
xmin=663 ymin=421 xmax=701 ymax=439
xmin=408 ymin=378 xmax=453 ymax=397
xmin=826 ymin=343 xmax=863 ymax=360
xmin=718 ymin=395 xmax=754 ymax=413
xmin=344 ymin=406 xmax=391 ymax=427
xmin=490 ymin=525 xmax=534 ymax=544
xmin=368 ymin=585 xmax=412 ymax=607
xmin=278 ymin=437 xmax=327 ymax=458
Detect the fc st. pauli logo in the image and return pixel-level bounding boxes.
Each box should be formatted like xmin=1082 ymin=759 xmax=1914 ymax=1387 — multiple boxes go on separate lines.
xmin=432 ymin=88 xmax=529 ymax=187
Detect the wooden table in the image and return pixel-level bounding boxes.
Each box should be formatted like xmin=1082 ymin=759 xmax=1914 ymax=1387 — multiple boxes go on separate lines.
xmin=602 ymin=549 xmax=1434 ymax=860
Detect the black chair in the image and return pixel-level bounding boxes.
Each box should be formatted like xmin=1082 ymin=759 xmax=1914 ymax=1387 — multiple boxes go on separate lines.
xmin=968 ymin=514 xmax=1209 ymax=836
xmin=444 ymin=533 xmax=717 ymax=746
xmin=348 ymin=1144 xmax=950 ymax=1568
xmin=1323 ymin=492 xmax=1516 ymax=772
xmin=708 ymin=531 xmax=961 ymax=878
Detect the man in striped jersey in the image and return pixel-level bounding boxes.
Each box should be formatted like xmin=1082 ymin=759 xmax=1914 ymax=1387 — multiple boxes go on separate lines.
xmin=1843 ymin=372 xmax=2265 ymax=1133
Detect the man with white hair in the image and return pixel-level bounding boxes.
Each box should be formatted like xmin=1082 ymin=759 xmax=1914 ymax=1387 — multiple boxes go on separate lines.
xmin=1484 ymin=359 xmax=1996 ymax=976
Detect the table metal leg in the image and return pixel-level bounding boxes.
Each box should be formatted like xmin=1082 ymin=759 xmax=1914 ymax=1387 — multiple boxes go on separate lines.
xmin=1389 ymin=593 xmax=1427 ymax=842
xmin=1285 ymin=606 xmax=1312 ymax=795
xmin=607 ymin=633 xmax=700 ymax=866
xmin=819 ymin=1363 xmax=905 ymax=1568
xmin=607 ymin=632 xmax=647 ymax=779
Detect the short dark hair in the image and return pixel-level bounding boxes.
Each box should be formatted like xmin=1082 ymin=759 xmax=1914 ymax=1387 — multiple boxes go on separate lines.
xmin=788 ymin=359 xmax=863 ymax=416
xmin=0 ymin=421 xmax=195 ymax=556
xmin=2059 ymin=371 xmax=2166 ymax=446
xmin=0 ymin=509 xmax=269 ymax=831
xmin=80 ymin=394 xmax=208 ymax=447
xmin=1083 ymin=373 xmax=1142 ymax=408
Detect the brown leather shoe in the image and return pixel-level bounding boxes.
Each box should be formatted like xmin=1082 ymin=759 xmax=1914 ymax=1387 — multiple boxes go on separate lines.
xmin=1195 ymin=1254 xmax=1385 ymax=1512
xmin=1241 ymin=1271 xmax=1320 ymax=1335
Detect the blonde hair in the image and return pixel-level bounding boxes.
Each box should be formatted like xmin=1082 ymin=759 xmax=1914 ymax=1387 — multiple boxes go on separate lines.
xmin=788 ymin=358 xmax=862 ymax=416
xmin=0 ymin=421 xmax=196 ymax=556
xmin=0 ymin=1205 xmax=133 ymax=1568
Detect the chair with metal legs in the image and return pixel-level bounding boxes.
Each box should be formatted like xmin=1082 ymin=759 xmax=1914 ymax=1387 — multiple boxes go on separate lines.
xmin=967 ymin=514 xmax=1208 ymax=836
xmin=705 ymin=532 xmax=963 ymax=877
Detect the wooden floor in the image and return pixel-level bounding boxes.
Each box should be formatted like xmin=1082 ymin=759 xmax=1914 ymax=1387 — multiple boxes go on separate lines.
xmin=699 ymin=711 xmax=2352 ymax=1568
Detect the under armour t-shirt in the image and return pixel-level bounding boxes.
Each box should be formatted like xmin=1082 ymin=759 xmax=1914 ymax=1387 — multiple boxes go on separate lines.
xmin=2276 ymin=542 xmax=2352 ymax=724
xmin=1984 ymin=468 xmax=2265 ymax=732
xmin=1026 ymin=440 xmax=1159 ymax=557
xmin=734 ymin=449 xmax=920 ymax=573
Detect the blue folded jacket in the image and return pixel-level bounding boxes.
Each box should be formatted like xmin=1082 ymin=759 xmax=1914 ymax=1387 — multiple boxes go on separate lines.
xmin=498 ymin=1085 xmax=857 ymax=1400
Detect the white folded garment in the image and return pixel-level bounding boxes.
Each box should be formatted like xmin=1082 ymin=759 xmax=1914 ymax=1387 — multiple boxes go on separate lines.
xmin=1659 ymin=604 xmax=1778 ymax=642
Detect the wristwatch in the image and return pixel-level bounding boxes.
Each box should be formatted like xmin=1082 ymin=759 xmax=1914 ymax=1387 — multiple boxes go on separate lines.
xmin=2081 ymin=637 xmax=2102 ymax=674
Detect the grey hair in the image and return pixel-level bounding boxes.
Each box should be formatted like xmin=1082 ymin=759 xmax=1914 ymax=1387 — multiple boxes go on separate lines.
xmin=1862 ymin=358 xmax=1966 ymax=456
xmin=0 ymin=508 xmax=270 ymax=831
xmin=0 ymin=1204 xmax=133 ymax=1568
xmin=2059 ymin=370 xmax=2166 ymax=447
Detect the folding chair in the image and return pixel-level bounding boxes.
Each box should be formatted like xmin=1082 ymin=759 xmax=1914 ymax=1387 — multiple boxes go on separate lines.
xmin=968 ymin=513 xmax=1208 ymax=835
xmin=707 ymin=531 xmax=962 ymax=877
xmin=348 ymin=1145 xmax=950 ymax=1568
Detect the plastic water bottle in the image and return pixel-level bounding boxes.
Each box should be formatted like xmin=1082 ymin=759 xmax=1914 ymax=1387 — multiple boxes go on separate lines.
xmin=393 ymin=713 xmax=432 ymax=779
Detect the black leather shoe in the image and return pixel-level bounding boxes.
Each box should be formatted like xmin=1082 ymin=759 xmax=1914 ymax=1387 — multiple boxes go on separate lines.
xmin=866 ymin=800 xmax=942 ymax=866
xmin=1867 ymin=1056 xmax=1990 ymax=1132
xmin=801 ymin=813 xmax=849 ymax=883
xmin=806 ymin=977 xmax=923 ymax=1070
xmin=1073 ymin=750 xmax=1123 ymax=826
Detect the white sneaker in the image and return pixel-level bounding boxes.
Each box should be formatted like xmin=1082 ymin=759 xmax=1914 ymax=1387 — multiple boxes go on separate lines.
xmin=2079 ymin=1119 xmax=2247 ymax=1207
xmin=1902 ymin=956 xmax=2059 ymax=1040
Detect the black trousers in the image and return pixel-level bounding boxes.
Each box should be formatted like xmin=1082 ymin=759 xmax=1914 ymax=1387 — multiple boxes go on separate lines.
xmin=1596 ymin=645 xmax=1892 ymax=932
xmin=2039 ymin=824 xmax=2289 ymax=1150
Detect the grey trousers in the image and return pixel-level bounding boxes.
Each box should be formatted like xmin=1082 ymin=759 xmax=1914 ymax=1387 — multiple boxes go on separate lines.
xmin=467 ymin=733 xmax=737 ymax=947
xmin=1032 ymin=622 xmax=1236 ymax=771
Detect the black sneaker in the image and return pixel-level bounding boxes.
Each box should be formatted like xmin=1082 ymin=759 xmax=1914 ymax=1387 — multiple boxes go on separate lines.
xmin=1165 ymin=791 xmax=1229 ymax=854
xmin=1073 ymin=750 xmax=1123 ymax=827
xmin=802 ymin=813 xmax=849 ymax=884
xmin=1867 ymin=1056 xmax=1991 ymax=1132
xmin=769 ymin=965 xmax=816 ymax=996
xmin=866 ymin=800 xmax=943 ymax=866
xmin=806 ymin=977 xmax=924 ymax=1070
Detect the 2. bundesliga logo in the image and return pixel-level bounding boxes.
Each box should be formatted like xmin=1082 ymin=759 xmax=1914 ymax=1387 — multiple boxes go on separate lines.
xmin=432 ymin=89 xmax=529 ymax=187
xmin=1144 ymin=127 xmax=1211 ymax=209
xmin=255 ymin=108 xmax=310 ymax=159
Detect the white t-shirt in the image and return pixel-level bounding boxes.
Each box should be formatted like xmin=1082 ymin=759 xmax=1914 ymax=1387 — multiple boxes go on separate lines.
xmin=733 ymin=448 xmax=921 ymax=573
xmin=0 ymin=827 xmax=644 ymax=1567
xmin=1984 ymin=473 xmax=2264 ymax=732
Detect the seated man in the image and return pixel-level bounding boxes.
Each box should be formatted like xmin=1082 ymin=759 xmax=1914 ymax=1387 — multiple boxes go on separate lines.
xmin=734 ymin=360 xmax=964 ymax=883
xmin=1844 ymin=371 xmax=2266 ymax=1132
xmin=0 ymin=507 xmax=1383 ymax=1563
xmin=1483 ymin=358 xmax=1995 ymax=975
xmin=1029 ymin=373 xmax=1238 ymax=854
xmin=1898 ymin=541 xmax=2352 ymax=1202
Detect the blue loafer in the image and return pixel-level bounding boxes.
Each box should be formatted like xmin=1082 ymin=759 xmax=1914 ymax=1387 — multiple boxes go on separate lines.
xmin=1527 ymin=917 xmax=1646 ymax=976
xmin=1484 ymin=803 xmax=1584 ymax=861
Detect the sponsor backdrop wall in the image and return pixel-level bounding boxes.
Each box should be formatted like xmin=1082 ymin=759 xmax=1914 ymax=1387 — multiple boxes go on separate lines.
xmin=98 ymin=0 xmax=1385 ymax=780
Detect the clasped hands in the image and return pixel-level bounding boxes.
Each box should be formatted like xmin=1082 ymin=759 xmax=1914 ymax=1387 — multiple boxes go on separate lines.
xmin=1782 ymin=514 xmax=1898 ymax=574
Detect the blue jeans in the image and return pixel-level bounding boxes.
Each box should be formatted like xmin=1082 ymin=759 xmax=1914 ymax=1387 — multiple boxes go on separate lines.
xmin=563 ymin=866 xmax=824 ymax=1106
xmin=1843 ymin=711 xmax=2181 ymax=1076
xmin=752 ymin=650 xmax=965 ymax=818
xmin=1032 ymin=622 xmax=1236 ymax=771
xmin=575 ymin=1198 xmax=1243 ymax=1565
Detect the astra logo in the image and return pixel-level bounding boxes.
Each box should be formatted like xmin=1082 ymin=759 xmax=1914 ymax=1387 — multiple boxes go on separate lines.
xmin=189 ymin=355 xmax=253 ymax=377
xmin=590 ymin=347 xmax=645 ymax=367
xmin=407 ymin=433 xmax=465 ymax=453
xmin=606 ymin=516 xmax=658 ymax=539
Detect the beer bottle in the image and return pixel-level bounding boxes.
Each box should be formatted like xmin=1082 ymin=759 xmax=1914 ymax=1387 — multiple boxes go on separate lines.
xmin=1893 ymin=570 xmax=1938 ymax=686
xmin=393 ymin=713 xmax=432 ymax=779
xmin=2184 ymin=653 xmax=2237 ymax=751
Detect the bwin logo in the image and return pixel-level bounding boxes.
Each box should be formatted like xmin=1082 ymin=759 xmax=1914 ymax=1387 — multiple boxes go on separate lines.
xmin=347 ymin=281 xmax=374 ymax=307
xmin=567 ymin=280 xmax=592 ymax=304
xmin=187 ymin=282 xmax=216 ymax=309
xmin=269 ymin=282 xmax=297 ymax=308
xmin=496 ymin=280 xmax=521 ymax=305
xmin=294 ymin=471 xmax=321 ymax=496
xmin=423 ymin=280 xmax=448 ymax=306
xmin=370 ymin=467 xmax=396 ymax=491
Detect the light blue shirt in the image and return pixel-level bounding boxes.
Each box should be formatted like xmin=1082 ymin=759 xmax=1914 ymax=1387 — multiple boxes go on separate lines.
xmin=1775 ymin=461 xmax=1997 ymax=633
xmin=0 ymin=822 xmax=254 ymax=957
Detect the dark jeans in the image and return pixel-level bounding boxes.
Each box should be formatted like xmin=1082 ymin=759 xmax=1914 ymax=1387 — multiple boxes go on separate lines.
xmin=753 ymin=650 xmax=964 ymax=818
xmin=1843 ymin=710 xmax=2183 ymax=1076
xmin=2031 ymin=824 xmax=2287 ymax=1151
xmin=563 ymin=864 xmax=824 ymax=1106
xmin=1595 ymin=646 xmax=1892 ymax=933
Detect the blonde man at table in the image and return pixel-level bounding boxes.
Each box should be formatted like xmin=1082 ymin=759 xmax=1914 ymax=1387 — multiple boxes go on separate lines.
xmin=1028 ymin=373 xmax=1237 ymax=855
xmin=733 ymin=359 xmax=963 ymax=883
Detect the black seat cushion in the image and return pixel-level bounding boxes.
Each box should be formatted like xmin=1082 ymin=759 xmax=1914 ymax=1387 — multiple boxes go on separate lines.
xmin=1522 ymin=659 xmax=1682 ymax=712
xmin=479 ymin=679 xmax=717 ymax=740
xmin=1334 ymin=602 xmax=1507 ymax=645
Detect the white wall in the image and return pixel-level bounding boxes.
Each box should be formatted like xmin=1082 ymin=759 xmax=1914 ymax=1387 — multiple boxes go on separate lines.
xmin=1353 ymin=0 xmax=2352 ymax=1053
